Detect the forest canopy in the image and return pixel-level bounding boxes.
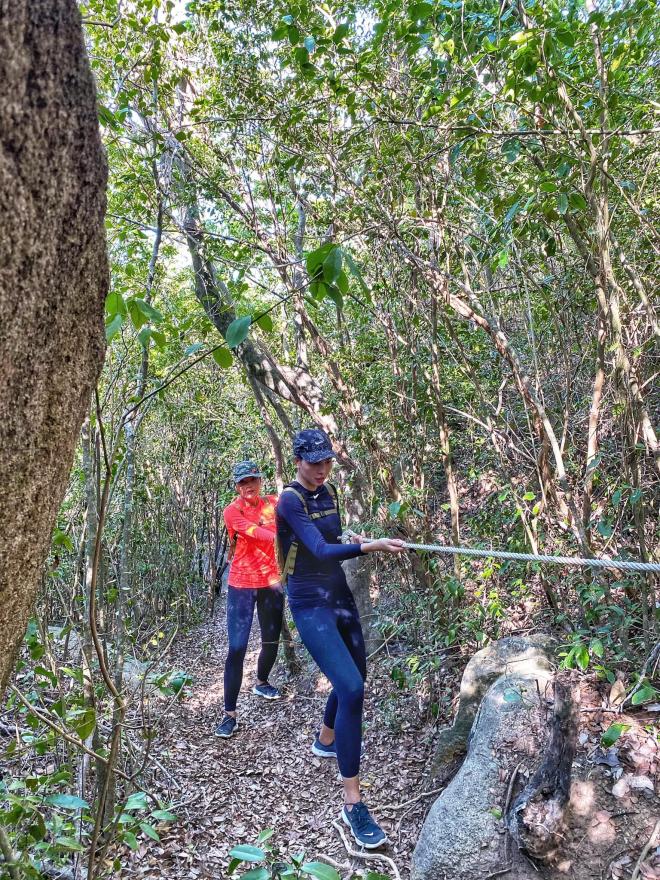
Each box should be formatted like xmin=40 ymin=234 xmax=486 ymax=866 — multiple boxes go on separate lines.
xmin=1 ymin=0 xmax=658 ymax=876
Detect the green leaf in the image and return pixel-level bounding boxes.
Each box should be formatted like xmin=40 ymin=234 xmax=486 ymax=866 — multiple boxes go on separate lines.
xmin=409 ymin=2 xmax=434 ymax=19
xmin=601 ymin=722 xmax=629 ymax=747
xmin=212 ymin=347 xmax=233 ymax=368
xmin=332 ymin=23 xmax=349 ymax=42
xmin=228 ymin=844 xmax=266 ymax=863
xmin=138 ymin=327 xmax=152 ymax=348
xmin=306 ymin=243 xmax=334 ymax=275
xmin=123 ymin=831 xmax=139 ymax=851
xmin=322 ymin=248 xmax=342 ymax=284
xmin=150 ymin=809 xmax=177 ymax=822
xmin=54 ymin=836 xmax=85 ymax=851
xmin=255 ymin=312 xmax=273 ymax=332
xmin=132 ymin=297 xmax=163 ymax=324
xmin=239 ymin=870 xmax=270 ymax=880
xmin=631 ymin=684 xmax=657 ymax=706
xmin=597 ymin=521 xmax=614 ymax=538
xmin=225 ymin=316 xmax=252 ymax=348
xmin=255 ymin=829 xmax=275 ymax=844
xmin=105 ymin=313 xmax=123 ymax=342
xmin=388 ymin=501 xmax=402 ymax=518
xmin=139 ymin=821 xmax=160 ymax=841
xmin=124 ymin=791 xmax=149 ymax=812
xmin=568 ymin=192 xmax=587 ymax=211
xmin=150 ymin=330 xmax=166 ymax=350
xmin=184 ymin=342 xmax=204 ymax=357
xmin=74 ymin=708 xmax=96 ymax=741
xmin=302 ymin=863 xmax=341 ymax=880
xmin=325 ymin=285 xmax=343 ymax=308
xmin=46 ymin=794 xmax=89 ymax=811
xmin=557 ymin=193 xmax=569 ymax=214
xmin=127 ymin=299 xmax=147 ymax=330
xmin=576 ymin=645 xmax=590 ymax=671
xmin=589 ymin=638 xmax=604 ymax=658
xmin=105 ymin=291 xmax=127 ymax=317
xmin=556 ymin=27 xmax=575 ymax=47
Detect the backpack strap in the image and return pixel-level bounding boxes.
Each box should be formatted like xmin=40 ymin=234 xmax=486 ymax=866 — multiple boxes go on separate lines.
xmin=278 ymin=483 xmax=339 ymax=583
xmin=278 ymin=487 xmax=307 ymax=583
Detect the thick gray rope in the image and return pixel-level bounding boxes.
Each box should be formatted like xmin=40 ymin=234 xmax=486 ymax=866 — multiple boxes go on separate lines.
xmin=340 ymin=530 xmax=660 ymax=573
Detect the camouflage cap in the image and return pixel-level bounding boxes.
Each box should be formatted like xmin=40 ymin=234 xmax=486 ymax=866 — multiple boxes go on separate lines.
xmin=233 ymin=460 xmax=264 ymax=483
xmin=293 ymin=429 xmax=337 ymax=463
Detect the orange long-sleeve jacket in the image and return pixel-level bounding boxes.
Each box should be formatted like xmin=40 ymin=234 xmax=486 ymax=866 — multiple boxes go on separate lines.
xmin=223 ymin=494 xmax=280 ymax=588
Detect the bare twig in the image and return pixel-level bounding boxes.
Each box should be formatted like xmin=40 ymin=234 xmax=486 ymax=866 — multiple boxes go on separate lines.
xmin=377 ymin=787 xmax=445 ymax=812
xmin=332 ymin=819 xmax=402 ymax=880
xmin=631 ymin=820 xmax=660 ymax=880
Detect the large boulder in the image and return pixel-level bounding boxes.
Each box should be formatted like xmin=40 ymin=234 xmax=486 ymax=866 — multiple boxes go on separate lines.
xmin=413 ymin=636 xmax=556 ymax=880
xmin=431 ymin=634 xmax=555 ymax=773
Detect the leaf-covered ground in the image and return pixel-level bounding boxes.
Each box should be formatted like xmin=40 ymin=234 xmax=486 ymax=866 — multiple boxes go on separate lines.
xmin=117 ymin=604 xmax=439 ymax=879
xmin=112 ymin=599 xmax=660 ymax=880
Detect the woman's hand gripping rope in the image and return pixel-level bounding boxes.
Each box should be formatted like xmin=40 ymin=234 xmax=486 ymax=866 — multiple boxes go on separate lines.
xmin=345 ymin=531 xmax=407 ymax=555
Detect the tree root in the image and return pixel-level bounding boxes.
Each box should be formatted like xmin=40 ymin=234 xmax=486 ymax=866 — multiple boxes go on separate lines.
xmin=332 ymin=819 xmax=402 ymax=880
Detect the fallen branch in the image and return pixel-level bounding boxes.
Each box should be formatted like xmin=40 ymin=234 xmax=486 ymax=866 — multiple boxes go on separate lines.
xmin=332 ymin=819 xmax=402 ymax=880
xmin=631 ymin=820 xmax=660 ymax=880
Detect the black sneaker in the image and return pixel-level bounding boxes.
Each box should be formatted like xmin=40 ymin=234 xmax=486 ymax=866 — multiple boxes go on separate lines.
xmin=252 ymin=683 xmax=281 ymax=700
xmin=214 ymin=715 xmax=238 ymax=738
xmin=341 ymin=801 xmax=388 ymax=849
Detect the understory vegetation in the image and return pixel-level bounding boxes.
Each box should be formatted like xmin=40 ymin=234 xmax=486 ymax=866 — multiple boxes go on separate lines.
xmin=1 ymin=0 xmax=657 ymax=876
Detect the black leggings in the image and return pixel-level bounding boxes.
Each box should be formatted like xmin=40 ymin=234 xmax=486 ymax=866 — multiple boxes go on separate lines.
xmin=224 ymin=585 xmax=284 ymax=712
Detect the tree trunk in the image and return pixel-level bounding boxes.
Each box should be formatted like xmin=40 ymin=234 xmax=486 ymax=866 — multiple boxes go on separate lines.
xmin=0 ymin=0 xmax=108 ymax=697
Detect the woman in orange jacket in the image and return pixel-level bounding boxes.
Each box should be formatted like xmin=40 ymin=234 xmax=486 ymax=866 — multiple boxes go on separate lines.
xmin=215 ymin=461 xmax=282 ymax=739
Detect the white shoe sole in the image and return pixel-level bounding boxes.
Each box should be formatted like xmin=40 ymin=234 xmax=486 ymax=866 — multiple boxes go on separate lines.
xmin=215 ymin=720 xmax=239 ymax=738
xmin=252 ymin=687 xmax=280 ymax=700
xmin=311 ymin=742 xmax=337 ymax=758
xmin=341 ymin=809 xmax=388 ymax=849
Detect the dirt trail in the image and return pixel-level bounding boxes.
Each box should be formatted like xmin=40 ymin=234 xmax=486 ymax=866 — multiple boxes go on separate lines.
xmin=119 ymin=604 xmax=437 ymax=879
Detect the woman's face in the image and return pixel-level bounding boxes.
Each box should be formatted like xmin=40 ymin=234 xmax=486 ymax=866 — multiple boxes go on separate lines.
xmin=236 ymin=476 xmax=262 ymax=502
xmin=296 ymin=457 xmax=333 ymax=489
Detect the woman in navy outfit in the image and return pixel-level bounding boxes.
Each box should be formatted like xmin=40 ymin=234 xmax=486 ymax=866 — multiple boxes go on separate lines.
xmin=276 ymin=429 xmax=405 ymax=848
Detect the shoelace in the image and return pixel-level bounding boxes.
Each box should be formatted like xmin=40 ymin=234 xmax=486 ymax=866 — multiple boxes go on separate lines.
xmin=348 ymin=802 xmax=375 ymax=833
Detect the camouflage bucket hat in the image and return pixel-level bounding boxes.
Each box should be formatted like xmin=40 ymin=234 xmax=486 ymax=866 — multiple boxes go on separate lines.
xmin=233 ymin=460 xmax=264 ymax=483
xmin=293 ymin=429 xmax=337 ymax=463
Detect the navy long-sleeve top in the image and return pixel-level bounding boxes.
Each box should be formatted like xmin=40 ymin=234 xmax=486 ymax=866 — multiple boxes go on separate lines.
xmin=276 ymin=481 xmax=363 ymax=609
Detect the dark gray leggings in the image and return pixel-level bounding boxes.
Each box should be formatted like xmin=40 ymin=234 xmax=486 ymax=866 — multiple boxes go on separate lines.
xmin=224 ymin=585 xmax=284 ymax=712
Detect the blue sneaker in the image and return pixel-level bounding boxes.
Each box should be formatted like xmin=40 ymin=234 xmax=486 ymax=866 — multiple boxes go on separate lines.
xmin=252 ymin=683 xmax=281 ymax=700
xmin=215 ymin=715 xmax=238 ymax=738
xmin=311 ymin=733 xmax=364 ymax=760
xmin=312 ymin=734 xmax=337 ymax=758
xmin=341 ymin=801 xmax=388 ymax=849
